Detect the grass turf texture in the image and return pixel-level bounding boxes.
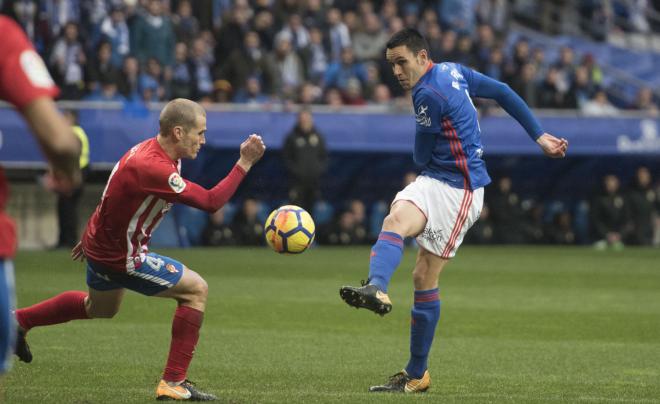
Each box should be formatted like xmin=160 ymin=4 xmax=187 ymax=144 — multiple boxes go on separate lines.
xmin=4 ymin=246 xmax=660 ymax=403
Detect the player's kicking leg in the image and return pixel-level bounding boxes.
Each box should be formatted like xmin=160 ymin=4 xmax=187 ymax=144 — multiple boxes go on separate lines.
xmin=339 ymin=199 xmax=426 ymax=315
xmin=369 ymin=247 xmax=446 ymax=393
xmin=153 ymin=262 xmax=216 ymax=401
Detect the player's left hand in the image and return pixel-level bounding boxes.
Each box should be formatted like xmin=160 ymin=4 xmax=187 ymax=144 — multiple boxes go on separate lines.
xmin=71 ymin=241 xmax=86 ymax=262
xmin=536 ymin=133 xmax=568 ymax=158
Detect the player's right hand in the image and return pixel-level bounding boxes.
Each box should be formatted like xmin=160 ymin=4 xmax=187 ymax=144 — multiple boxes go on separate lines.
xmin=536 ymin=133 xmax=568 ymax=158
xmin=238 ymin=134 xmax=266 ymax=171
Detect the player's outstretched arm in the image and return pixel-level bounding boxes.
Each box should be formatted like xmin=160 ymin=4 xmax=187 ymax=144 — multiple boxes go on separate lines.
xmin=22 ymin=97 xmax=82 ymax=192
xmin=536 ymin=133 xmax=568 ymax=158
xmin=172 ymin=134 xmax=266 ymax=213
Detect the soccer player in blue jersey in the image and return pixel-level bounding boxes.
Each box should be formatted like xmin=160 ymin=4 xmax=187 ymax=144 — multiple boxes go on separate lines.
xmin=339 ymin=28 xmax=568 ymax=393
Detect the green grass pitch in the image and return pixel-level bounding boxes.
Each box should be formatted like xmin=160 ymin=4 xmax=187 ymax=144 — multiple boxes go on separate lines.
xmin=4 ymin=246 xmax=660 ymax=403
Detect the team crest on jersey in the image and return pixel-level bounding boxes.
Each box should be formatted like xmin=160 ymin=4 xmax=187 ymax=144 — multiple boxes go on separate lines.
xmin=415 ymin=104 xmax=432 ymax=127
xmin=168 ymin=173 xmax=186 ymax=193
xmin=166 ymin=264 xmax=178 ymax=273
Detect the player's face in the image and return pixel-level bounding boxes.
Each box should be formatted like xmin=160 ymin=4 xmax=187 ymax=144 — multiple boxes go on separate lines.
xmin=386 ymin=45 xmax=429 ymax=90
xmin=180 ymin=114 xmax=207 ymax=159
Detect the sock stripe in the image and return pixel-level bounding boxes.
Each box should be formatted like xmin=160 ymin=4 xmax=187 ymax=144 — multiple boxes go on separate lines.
xmin=378 ymin=233 xmax=404 ymax=248
xmin=415 ymin=293 xmax=439 ymax=303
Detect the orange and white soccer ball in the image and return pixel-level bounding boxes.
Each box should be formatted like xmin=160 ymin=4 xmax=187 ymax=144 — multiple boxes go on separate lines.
xmin=264 ymin=205 xmax=315 ymax=254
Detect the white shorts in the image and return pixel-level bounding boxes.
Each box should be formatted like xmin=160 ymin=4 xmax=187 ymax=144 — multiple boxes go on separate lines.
xmin=393 ymin=175 xmax=484 ymax=258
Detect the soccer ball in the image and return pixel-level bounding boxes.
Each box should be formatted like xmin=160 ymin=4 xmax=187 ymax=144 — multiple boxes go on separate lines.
xmin=264 ymin=205 xmax=315 ymax=254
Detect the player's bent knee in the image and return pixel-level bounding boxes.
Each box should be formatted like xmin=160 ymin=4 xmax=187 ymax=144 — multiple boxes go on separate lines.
xmin=87 ymin=305 xmax=120 ymax=319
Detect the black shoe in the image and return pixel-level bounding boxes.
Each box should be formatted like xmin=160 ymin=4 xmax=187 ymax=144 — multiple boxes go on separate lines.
xmin=339 ymin=280 xmax=392 ymax=316
xmin=369 ymin=370 xmax=431 ymax=393
xmin=14 ymin=327 xmax=32 ymax=363
xmin=156 ymin=379 xmax=217 ymax=401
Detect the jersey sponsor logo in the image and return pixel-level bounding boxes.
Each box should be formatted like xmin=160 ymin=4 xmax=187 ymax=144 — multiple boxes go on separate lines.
xmin=168 ymin=173 xmax=186 ymax=193
xmin=19 ymin=50 xmax=55 ymax=88
xmin=415 ymin=104 xmax=432 ymax=127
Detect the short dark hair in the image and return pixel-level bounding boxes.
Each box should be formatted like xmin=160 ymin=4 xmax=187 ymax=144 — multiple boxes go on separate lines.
xmin=386 ymin=28 xmax=429 ymax=54
xmin=159 ymin=98 xmax=205 ymax=136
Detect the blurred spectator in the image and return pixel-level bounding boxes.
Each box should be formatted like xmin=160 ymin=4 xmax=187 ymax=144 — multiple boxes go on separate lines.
xmin=253 ymin=9 xmax=276 ymax=51
xmin=189 ymin=37 xmax=215 ymax=100
xmin=425 ymin=22 xmax=444 ymax=62
xmin=473 ymin=23 xmax=496 ymax=69
xmin=275 ymin=13 xmax=310 ymax=51
xmin=12 ymin=0 xmax=38 ymax=44
xmin=233 ymin=76 xmax=270 ymax=105
xmin=489 ymin=176 xmax=527 ymax=243
xmin=476 ymin=0 xmax=509 ymax=33
xmin=282 ymin=109 xmax=328 ymax=213
xmin=326 ymin=7 xmax=351 ymax=62
xmin=348 ymin=199 xmax=369 ymax=243
xmin=202 ymin=207 xmax=235 ymax=246
xmin=582 ymin=89 xmax=620 ymax=116
xmin=324 ymin=47 xmax=368 ymax=92
xmin=170 ymin=42 xmax=193 ymax=99
xmin=566 ymin=65 xmax=597 ymax=109
xmin=438 ymin=0 xmax=478 ymax=34
xmin=131 ymin=0 xmax=175 ymax=67
xmin=49 ymin=22 xmax=86 ymax=99
xmin=370 ymin=84 xmax=393 ymax=106
xmin=55 ymin=110 xmax=89 ymax=248
xmin=214 ymin=2 xmax=251 ymax=61
xmin=43 ymin=0 xmax=81 ymax=40
xmin=96 ymin=5 xmax=130 ymax=67
xmin=220 ymin=31 xmax=269 ymax=96
xmin=264 ymin=36 xmax=304 ymax=99
xmin=211 ymin=79 xmax=233 ymax=103
xmin=86 ymin=41 xmax=120 ymax=94
xmin=342 ymin=78 xmax=367 ymax=105
xmin=302 ymin=0 xmax=326 ymax=28
xmin=437 ymin=29 xmax=458 ymax=61
xmin=590 ymin=174 xmax=631 ymax=250
xmin=297 ymin=82 xmax=322 ymax=104
xmin=537 ymin=67 xmax=565 ymax=109
xmin=172 ymin=0 xmax=200 ymax=45
xmin=118 ymin=55 xmax=140 ymax=100
xmin=483 ymin=46 xmax=505 ymax=81
xmin=324 ymin=88 xmax=344 ymax=108
xmin=545 ymin=211 xmax=576 ymax=245
xmin=464 ymin=204 xmax=495 ymax=244
xmin=554 ymin=46 xmax=576 ymax=95
xmin=352 ymin=12 xmax=388 ymax=62
xmin=139 ymin=57 xmax=166 ymax=102
xmin=631 ymin=87 xmax=659 ymax=116
xmin=580 ymin=53 xmax=603 ymax=88
xmin=454 ymin=35 xmax=477 ymax=67
xmin=300 ymin=26 xmax=328 ymax=85
xmin=324 ymin=210 xmax=367 ymax=245
xmin=626 ymin=167 xmax=659 ymax=245
xmin=232 ymin=198 xmax=264 ymax=245
xmin=83 ymin=73 xmax=126 ymax=102
xmin=510 ymin=63 xmax=539 ymax=108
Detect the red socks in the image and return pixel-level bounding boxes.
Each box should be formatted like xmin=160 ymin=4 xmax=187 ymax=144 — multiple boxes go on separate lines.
xmin=16 ymin=291 xmax=89 ymax=331
xmin=163 ymin=305 xmax=204 ymax=383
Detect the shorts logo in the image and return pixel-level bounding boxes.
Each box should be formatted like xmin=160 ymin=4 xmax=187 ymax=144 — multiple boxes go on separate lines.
xmin=421 ymin=227 xmax=443 ymax=242
xmin=166 ymin=264 xmax=178 ymax=273
xmin=415 ymin=104 xmax=431 ymax=127
xmin=168 ymin=173 xmax=186 ymax=193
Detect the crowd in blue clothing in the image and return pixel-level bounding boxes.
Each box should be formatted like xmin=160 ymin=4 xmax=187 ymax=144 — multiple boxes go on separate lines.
xmin=2 ymin=0 xmax=657 ymax=113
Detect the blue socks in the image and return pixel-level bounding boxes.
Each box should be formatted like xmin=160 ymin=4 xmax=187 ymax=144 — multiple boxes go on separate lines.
xmin=405 ymin=288 xmax=441 ymax=379
xmin=367 ymin=232 xmax=404 ymax=293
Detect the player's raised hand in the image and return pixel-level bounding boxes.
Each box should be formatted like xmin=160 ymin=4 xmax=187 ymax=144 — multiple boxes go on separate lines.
xmin=71 ymin=241 xmax=86 ymax=262
xmin=238 ymin=134 xmax=266 ymax=171
xmin=536 ymin=133 xmax=568 ymax=158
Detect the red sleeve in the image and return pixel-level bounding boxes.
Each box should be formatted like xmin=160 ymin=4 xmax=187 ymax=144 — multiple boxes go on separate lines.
xmin=0 ymin=16 xmax=59 ymax=109
xmin=140 ymin=163 xmax=247 ymax=213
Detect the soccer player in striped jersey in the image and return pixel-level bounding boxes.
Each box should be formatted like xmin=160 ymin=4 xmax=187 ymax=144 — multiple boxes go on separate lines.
xmin=14 ymin=98 xmax=265 ymax=401
xmin=0 ymin=15 xmax=80 ymax=381
xmin=340 ymin=29 xmax=568 ymax=393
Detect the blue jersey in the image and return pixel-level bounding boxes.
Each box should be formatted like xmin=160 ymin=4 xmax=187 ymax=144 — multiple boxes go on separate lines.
xmin=412 ymin=62 xmax=543 ymax=190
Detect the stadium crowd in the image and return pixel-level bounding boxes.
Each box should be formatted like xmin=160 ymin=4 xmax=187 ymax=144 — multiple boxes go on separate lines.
xmin=2 ymin=0 xmax=658 ymax=249
xmin=2 ymin=0 xmax=658 ymax=114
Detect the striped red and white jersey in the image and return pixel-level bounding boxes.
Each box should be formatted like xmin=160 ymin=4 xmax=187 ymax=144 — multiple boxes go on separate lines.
xmin=82 ymin=138 xmax=187 ymax=271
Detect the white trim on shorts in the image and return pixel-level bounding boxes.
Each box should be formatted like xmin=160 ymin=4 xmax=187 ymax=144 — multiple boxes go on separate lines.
xmin=393 ymin=175 xmax=484 ymax=258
